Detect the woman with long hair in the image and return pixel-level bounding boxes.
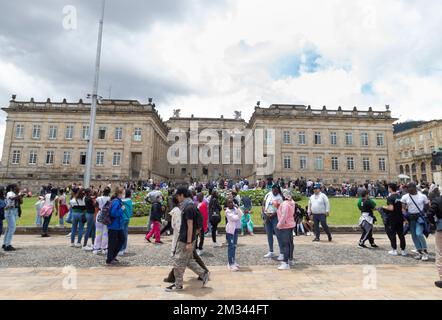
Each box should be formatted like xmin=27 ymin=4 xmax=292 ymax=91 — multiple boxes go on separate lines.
xmin=208 ymin=190 xmax=222 ymax=247
xmin=69 ymin=189 xmax=86 ymax=247
xmin=40 ymin=187 xmax=59 ymax=237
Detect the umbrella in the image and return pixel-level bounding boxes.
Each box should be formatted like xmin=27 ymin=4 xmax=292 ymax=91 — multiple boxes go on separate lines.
xmin=398 ymin=174 xmax=410 ymax=180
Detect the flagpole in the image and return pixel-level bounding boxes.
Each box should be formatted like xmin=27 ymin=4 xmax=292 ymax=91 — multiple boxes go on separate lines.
xmin=84 ymin=0 xmax=106 ymax=188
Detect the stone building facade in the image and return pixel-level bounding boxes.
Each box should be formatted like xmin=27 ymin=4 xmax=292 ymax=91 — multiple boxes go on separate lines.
xmin=394 ymin=120 xmax=442 ymax=183
xmin=0 ymin=96 xmax=399 ymax=190
xmin=0 ymin=97 xmax=169 ymax=190
xmin=247 ymin=104 xmax=397 ymax=184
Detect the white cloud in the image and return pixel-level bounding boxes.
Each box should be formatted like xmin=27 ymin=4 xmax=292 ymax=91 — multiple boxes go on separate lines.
xmin=1 ymin=0 xmax=442 ymax=143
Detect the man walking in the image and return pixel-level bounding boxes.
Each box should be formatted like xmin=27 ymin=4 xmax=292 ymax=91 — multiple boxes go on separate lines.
xmin=428 ymin=189 xmax=442 ymax=288
xmin=166 ymin=187 xmax=209 ymax=292
xmin=308 ymin=184 xmax=332 ymax=242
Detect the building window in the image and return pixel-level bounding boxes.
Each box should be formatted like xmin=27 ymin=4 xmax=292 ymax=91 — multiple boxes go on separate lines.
xmin=80 ymin=152 xmax=86 ymax=165
xmin=96 ymin=151 xmax=104 ymax=166
xmin=345 ymin=133 xmax=353 ymax=146
xmin=236 ymin=169 xmax=241 ymax=177
xmin=376 ymin=133 xmax=384 ymax=147
xmin=31 ymin=125 xmax=41 ymax=140
xmin=314 ymin=132 xmax=322 ymax=145
xmin=347 ymin=157 xmax=355 ymax=171
xmin=315 ymin=156 xmax=324 ymax=170
xmin=169 ymin=167 xmax=175 ymax=175
xmin=298 ymin=132 xmax=306 ymax=145
xmin=134 ymin=128 xmax=142 ymax=141
xmin=98 ymin=127 xmax=107 ymax=140
xmin=62 ymin=151 xmax=71 ymax=165
xmin=11 ymin=150 xmax=21 ymax=165
xmin=15 ymin=124 xmax=24 ymax=139
xmin=363 ymin=157 xmax=371 ymax=171
xmin=181 ymin=167 xmax=187 ymax=175
xmin=48 ymin=125 xmax=58 ymax=140
xmin=46 ymin=151 xmax=54 ymax=165
xmin=65 ymin=125 xmax=74 ymax=140
xmin=330 ymin=132 xmax=337 ymax=146
xmin=379 ymin=158 xmax=386 ymax=172
xmin=283 ymin=131 xmax=291 ymax=144
xmin=283 ymin=155 xmax=292 ymax=169
xmin=115 ymin=127 xmax=123 ymax=140
xmin=82 ymin=126 xmax=90 ymax=140
xmin=112 ymin=152 xmax=121 ymax=166
xmin=29 ymin=150 xmax=37 ymax=165
xmin=331 ymin=157 xmax=339 ymax=171
xmin=361 ymin=132 xmax=369 ymax=146
xmin=300 ymin=156 xmax=307 ymax=170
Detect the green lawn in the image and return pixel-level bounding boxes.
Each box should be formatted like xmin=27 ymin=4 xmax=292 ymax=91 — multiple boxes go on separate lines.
xmin=17 ymin=196 xmax=386 ymax=227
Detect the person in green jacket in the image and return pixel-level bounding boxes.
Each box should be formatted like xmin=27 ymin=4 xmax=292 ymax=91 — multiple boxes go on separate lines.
xmin=119 ymin=189 xmax=133 ymax=256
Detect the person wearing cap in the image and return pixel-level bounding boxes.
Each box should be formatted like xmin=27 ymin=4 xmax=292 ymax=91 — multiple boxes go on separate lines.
xmin=276 ymin=190 xmax=296 ymax=270
xmin=308 ymin=184 xmax=332 ymax=242
xmin=262 ymin=185 xmax=284 ymax=259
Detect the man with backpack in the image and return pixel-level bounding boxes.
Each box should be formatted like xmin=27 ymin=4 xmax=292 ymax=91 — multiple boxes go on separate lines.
xmin=166 ymin=187 xmax=209 ymax=292
xmin=428 ymin=189 xmax=442 ymax=289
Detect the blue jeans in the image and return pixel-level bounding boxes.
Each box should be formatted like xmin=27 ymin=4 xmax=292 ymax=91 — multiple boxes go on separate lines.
xmin=313 ymin=214 xmax=332 ymax=240
xmin=35 ymin=212 xmax=42 ymax=226
xmin=59 ymin=216 xmax=64 ymax=226
xmin=42 ymin=214 xmax=52 ymax=234
xmin=409 ymin=220 xmax=427 ymax=251
xmin=71 ymin=212 xmax=85 ymax=244
xmin=83 ymin=212 xmax=96 ymax=246
xmin=120 ymin=220 xmax=130 ymax=252
xmin=276 ymin=228 xmax=294 ymax=263
xmin=3 ymin=208 xmax=18 ymax=247
xmin=226 ymin=229 xmax=239 ymax=265
xmin=264 ymin=216 xmax=282 ymax=253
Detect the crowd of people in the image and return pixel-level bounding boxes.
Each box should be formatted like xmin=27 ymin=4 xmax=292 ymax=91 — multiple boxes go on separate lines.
xmin=0 ymin=176 xmax=441 ymax=291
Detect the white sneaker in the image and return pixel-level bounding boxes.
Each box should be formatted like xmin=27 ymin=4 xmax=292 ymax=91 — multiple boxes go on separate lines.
xmin=401 ymin=250 xmax=408 ymax=256
xmin=411 ymin=249 xmax=418 ymax=254
xmin=70 ymin=243 xmax=75 ymax=247
xmin=277 ymin=254 xmax=284 ymax=261
xmin=278 ymin=262 xmax=290 ymax=270
xmin=118 ymin=251 xmax=124 ymax=256
xmin=66 ymin=233 xmax=72 ymax=237
xmin=414 ymin=253 xmax=423 ymax=260
xmin=388 ymin=250 xmax=398 ymax=256
xmin=101 ymin=249 xmax=108 ymax=255
xmin=196 ymin=249 xmax=203 ymax=256
xmin=233 ymin=262 xmax=240 ymax=268
xmin=288 ymin=259 xmax=295 ymax=266
xmin=82 ymin=245 xmax=93 ymax=251
xmin=215 ymin=242 xmax=223 ymax=247
xmin=92 ymin=250 xmax=99 ymax=255
xmin=421 ymin=253 xmax=429 ymax=261
xmin=228 ymin=264 xmax=239 ymax=272
xmin=75 ymin=243 xmax=82 ymax=248
xmin=264 ymin=252 xmax=275 ymax=258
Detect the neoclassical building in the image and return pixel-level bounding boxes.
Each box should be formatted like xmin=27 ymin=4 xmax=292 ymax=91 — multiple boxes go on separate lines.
xmin=0 ymin=96 xmax=399 ymax=190
xmin=394 ymin=120 xmax=442 ymax=183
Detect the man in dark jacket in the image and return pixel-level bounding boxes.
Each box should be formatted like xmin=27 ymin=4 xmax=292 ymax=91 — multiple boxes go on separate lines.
xmin=165 ymin=187 xmax=209 ymax=292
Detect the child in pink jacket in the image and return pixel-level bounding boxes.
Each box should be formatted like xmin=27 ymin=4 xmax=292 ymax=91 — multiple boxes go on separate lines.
xmin=276 ymin=189 xmax=296 ymax=270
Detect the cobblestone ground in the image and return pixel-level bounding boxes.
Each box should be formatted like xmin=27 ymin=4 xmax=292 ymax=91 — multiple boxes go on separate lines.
xmin=0 ymin=233 xmax=437 ymax=268
xmin=1 ymin=234 xmax=440 ymax=300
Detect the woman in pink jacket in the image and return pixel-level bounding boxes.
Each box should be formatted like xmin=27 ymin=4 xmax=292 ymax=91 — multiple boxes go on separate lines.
xmin=276 ymin=189 xmax=296 ymax=270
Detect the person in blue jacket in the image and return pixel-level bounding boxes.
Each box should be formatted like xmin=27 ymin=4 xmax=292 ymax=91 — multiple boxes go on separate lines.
xmin=107 ymin=187 xmax=125 ymax=265
xmin=0 ymin=188 xmax=6 ymax=243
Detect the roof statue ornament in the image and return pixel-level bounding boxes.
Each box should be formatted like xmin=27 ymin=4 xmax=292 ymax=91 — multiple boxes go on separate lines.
xmin=173 ymin=109 xmax=181 ymax=118
xmin=234 ymin=110 xmax=242 ymax=120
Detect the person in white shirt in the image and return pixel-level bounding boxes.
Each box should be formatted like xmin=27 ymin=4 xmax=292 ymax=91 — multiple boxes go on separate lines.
xmin=93 ymin=187 xmax=111 ymax=255
xmin=262 ymin=185 xmax=284 ymax=260
xmin=308 ymin=184 xmax=332 ymax=242
xmin=401 ymin=182 xmax=430 ymax=261
xmin=3 ymin=184 xmax=23 ymax=251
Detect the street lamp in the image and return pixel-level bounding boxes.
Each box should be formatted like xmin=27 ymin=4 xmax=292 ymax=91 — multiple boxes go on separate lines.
xmin=84 ymin=0 xmax=106 ymax=188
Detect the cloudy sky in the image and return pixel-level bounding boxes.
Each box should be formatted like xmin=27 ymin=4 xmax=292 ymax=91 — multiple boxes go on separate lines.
xmin=0 ymin=0 xmax=441 ymax=153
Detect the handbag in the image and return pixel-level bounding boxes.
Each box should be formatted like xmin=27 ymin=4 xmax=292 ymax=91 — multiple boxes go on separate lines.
xmin=409 ymin=195 xmax=430 ymax=237
xmin=65 ymin=208 xmax=73 ymax=224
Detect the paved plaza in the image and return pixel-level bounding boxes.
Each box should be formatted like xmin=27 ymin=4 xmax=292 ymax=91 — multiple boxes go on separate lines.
xmin=0 ymin=233 xmax=440 ymax=300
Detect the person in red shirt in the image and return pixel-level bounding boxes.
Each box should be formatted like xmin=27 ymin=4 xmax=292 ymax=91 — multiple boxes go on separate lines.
xmin=196 ymin=193 xmax=209 ymax=256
